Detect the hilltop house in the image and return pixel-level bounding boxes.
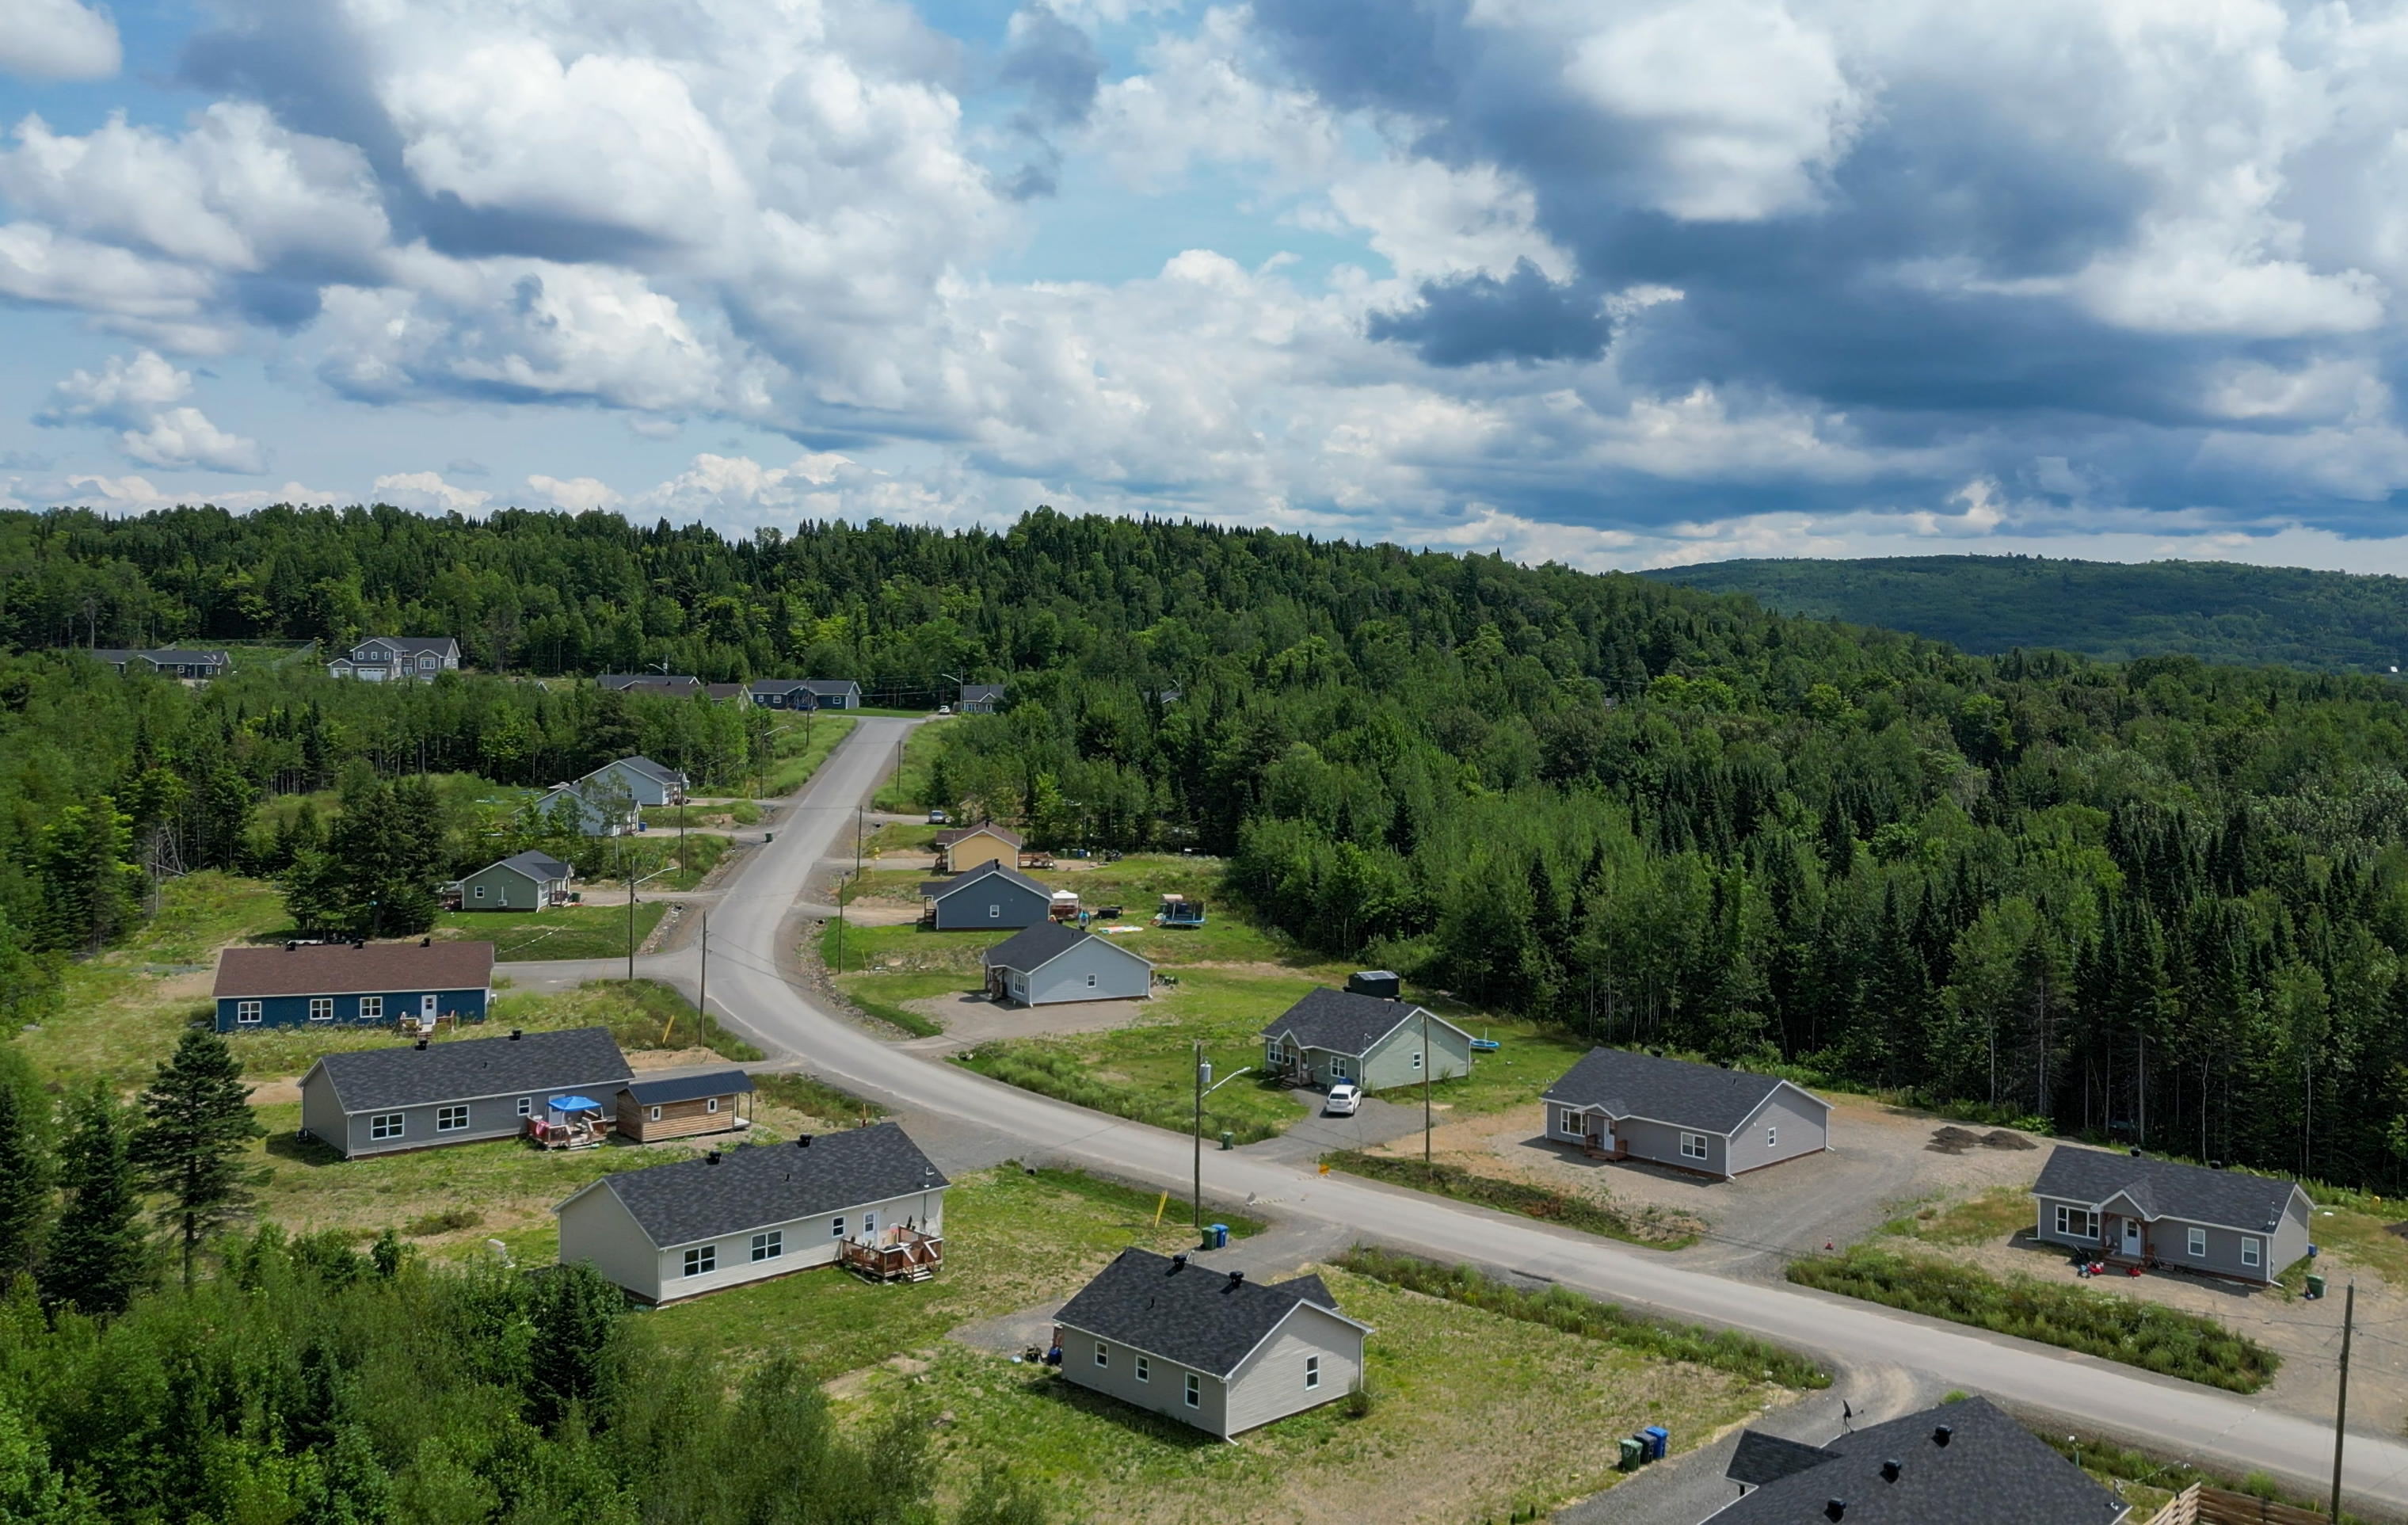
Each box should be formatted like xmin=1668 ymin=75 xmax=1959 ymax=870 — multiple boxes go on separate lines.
xmin=958 ymin=683 xmax=1005 ymax=713
xmin=298 ymin=1025 xmax=631 ymax=1159
xmin=1541 ymin=1047 xmax=1831 ymax=1178
xmin=585 ymin=754 xmax=688 ymax=807
xmin=82 ymin=647 xmax=232 ymax=680
xmin=456 ymin=851 xmax=573 ymax=910
xmin=1054 ymin=1249 xmax=1370 ymax=1439
xmin=1714 ymin=1396 xmax=2127 ymax=1524
xmin=921 ymin=860 xmax=1054 ymax=929
xmin=214 ymin=940 xmax=494 ymax=1033
xmin=598 ymin=674 xmax=703 ymax=697
xmin=1259 ymin=987 xmax=1474 ymax=1091
xmin=983 ymin=924 xmax=1153 ymax=1005
xmin=556 ymin=1123 xmax=950 ymax=1304
xmin=748 ymin=679 xmax=861 ymax=710
xmin=2031 ymin=1146 xmax=2311 ymax=1284
xmin=327 ymin=637 xmax=459 ymax=681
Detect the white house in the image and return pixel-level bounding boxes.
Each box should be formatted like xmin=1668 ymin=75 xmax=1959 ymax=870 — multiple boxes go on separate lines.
xmin=981 ymin=923 xmax=1153 ymax=1005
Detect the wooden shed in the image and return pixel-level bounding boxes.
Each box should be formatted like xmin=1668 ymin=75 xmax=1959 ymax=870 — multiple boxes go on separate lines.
xmin=616 ymin=1069 xmax=756 ymax=1142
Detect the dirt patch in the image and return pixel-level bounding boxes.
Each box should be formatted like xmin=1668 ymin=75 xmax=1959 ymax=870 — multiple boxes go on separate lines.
xmin=1928 ymin=1126 xmax=1983 ymax=1154
xmin=247 ymin=1079 xmax=302 ymax=1106
xmin=624 ymin=1045 xmax=729 ymax=1070
xmin=1981 ymin=1129 xmax=2036 ymax=1150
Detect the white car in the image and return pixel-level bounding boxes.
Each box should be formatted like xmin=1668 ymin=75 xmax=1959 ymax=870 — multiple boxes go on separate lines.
xmin=1324 ymin=1082 xmax=1362 ymax=1116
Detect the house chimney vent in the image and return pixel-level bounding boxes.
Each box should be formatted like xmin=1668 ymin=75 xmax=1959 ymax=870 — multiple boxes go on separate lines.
xmin=1881 ymin=1460 xmax=1900 ymax=1482
xmin=798 ymin=1134 xmax=812 ymax=1147
xmin=1825 ymin=1501 xmax=1846 ymax=1522
xmin=707 ymin=1149 xmax=721 ymax=1165
xmin=1227 ymin=1269 xmax=1244 ymax=1287
xmin=1172 ymin=1252 xmax=1188 ymax=1269
xmin=1932 ymin=1425 xmax=1952 ymax=1447
xmin=2128 ymin=1146 xmax=2143 ymax=1157
xmin=414 ymin=1039 xmax=428 ymax=1050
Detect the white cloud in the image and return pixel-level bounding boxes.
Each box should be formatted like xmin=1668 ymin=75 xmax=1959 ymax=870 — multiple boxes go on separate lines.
xmin=372 ymin=471 xmax=493 ymax=513
xmin=524 ymin=474 xmax=623 ymax=510
xmin=36 ymin=350 xmax=267 ymax=473
xmin=0 ymin=0 xmax=120 ymax=81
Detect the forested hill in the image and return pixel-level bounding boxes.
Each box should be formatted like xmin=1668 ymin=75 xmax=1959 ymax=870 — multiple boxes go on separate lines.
xmin=1640 ymin=555 xmax=2408 ymax=673
xmin=10 ymin=505 xmax=2408 ymax=1193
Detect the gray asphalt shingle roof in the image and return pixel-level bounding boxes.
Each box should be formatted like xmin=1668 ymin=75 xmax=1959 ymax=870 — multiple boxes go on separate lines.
xmin=1054 ymin=1249 xmax=1359 ymax=1378
xmin=2032 ymin=1146 xmax=2303 ymax=1233
xmin=621 ymin=1069 xmax=755 ymax=1107
xmin=1714 ymin=1397 xmax=2125 ymax=1525
xmin=607 ymin=754 xmax=682 ymax=783
xmin=312 ymin=1026 xmax=630 ymax=1113
xmin=1259 ymin=987 xmax=1420 ymax=1057
xmin=984 ymin=921 xmax=1138 ymax=974
xmin=595 ymin=1123 xmax=948 ymax=1247
xmin=922 ymin=862 xmax=1051 ymax=901
xmin=1541 ymin=1047 xmax=1822 ymax=1135
xmin=488 ymin=850 xmax=570 ymax=880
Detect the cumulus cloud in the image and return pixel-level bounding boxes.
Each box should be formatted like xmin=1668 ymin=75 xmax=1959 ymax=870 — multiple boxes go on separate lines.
xmin=0 ymin=0 xmax=120 ymax=81
xmin=372 ymin=471 xmax=492 ymax=513
xmin=36 ymin=350 xmax=267 ymax=472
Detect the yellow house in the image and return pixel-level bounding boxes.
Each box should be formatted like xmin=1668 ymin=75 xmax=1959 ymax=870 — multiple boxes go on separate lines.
xmin=934 ymin=824 xmax=1023 ymax=873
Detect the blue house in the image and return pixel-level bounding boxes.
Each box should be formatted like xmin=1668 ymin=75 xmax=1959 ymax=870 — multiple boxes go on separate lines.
xmin=214 ymin=940 xmax=496 ymax=1032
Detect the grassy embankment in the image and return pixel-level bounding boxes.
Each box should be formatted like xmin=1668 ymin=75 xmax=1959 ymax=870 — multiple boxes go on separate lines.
xmin=433 ymin=901 xmax=669 ymax=960
xmin=1324 ymin=1153 xmax=1701 ymax=1249
xmin=871 ymin=718 xmax=952 ymax=811
xmin=760 ymin=713 xmax=858 ymax=795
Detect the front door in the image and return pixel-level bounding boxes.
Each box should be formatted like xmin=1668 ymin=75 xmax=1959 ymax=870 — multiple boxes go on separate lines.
xmin=2121 ymin=1218 xmax=2143 ymax=1258
xmin=420 ymin=994 xmax=438 ymax=1027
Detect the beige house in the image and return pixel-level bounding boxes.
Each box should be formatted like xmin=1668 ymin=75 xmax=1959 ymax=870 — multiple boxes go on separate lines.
xmin=934 ymin=823 xmax=1023 ymax=873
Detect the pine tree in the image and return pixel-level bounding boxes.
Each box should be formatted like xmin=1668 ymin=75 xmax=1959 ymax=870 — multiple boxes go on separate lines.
xmin=0 ymin=1053 xmax=49 ymax=1286
xmin=131 ymin=1029 xmax=265 ymax=1287
xmin=44 ymin=1083 xmax=148 ymax=1317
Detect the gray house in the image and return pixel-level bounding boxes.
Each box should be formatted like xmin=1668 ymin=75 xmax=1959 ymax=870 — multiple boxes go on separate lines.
xmin=83 ymin=646 xmax=232 ymax=680
xmin=958 ymin=683 xmax=1005 ymax=713
xmin=598 ymin=674 xmax=703 ymax=696
xmin=922 ymin=861 xmax=1054 ymax=929
xmin=585 ymin=754 xmax=687 ymax=807
xmin=458 ymin=850 xmax=573 ymax=910
xmin=1716 ymin=1395 xmax=2127 ymax=1524
xmin=557 ymin=1123 xmax=950 ymax=1305
xmin=328 ymin=636 xmax=459 ymax=681
xmin=1054 ymin=1249 xmax=1370 ymax=1439
xmin=535 ymin=781 xmax=632 ymax=837
xmin=983 ymin=924 xmax=1153 ymax=1005
xmin=1541 ymin=1047 xmax=1831 ymax=1179
xmin=1259 ymin=987 xmax=1475 ymax=1092
xmin=298 ymin=1025 xmax=631 ymax=1159
xmin=2031 ymin=1146 xmax=2311 ymax=1284
xmin=749 ymin=678 xmax=861 ymax=710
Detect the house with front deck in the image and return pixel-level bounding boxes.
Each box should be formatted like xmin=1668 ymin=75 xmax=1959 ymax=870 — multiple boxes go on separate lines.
xmin=214 ymin=940 xmax=495 ymax=1033
xmin=1258 ymin=987 xmax=1474 ymax=1092
xmin=298 ymin=1024 xmax=631 ymax=1159
xmin=2030 ymin=1146 xmax=2311 ymax=1285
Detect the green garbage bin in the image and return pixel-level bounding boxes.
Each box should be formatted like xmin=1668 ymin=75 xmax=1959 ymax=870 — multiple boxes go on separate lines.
xmin=1219 ymin=1130 xmax=1234 ymax=1151
xmin=1617 ymin=1437 xmax=1644 ymax=1473
xmin=2307 ymin=1272 xmax=2326 ymax=1299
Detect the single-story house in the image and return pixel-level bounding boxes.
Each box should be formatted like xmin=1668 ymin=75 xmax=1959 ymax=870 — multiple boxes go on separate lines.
xmin=1054 ymin=1249 xmax=1371 ymax=1440
xmin=958 ymin=683 xmax=1005 ymax=714
xmin=214 ymin=940 xmax=496 ymax=1033
xmin=745 ymin=679 xmax=816 ymax=710
xmin=983 ymin=923 xmax=1153 ymax=1005
xmin=794 ymin=679 xmax=862 ymax=710
xmin=704 ymin=681 xmax=751 ymax=703
xmin=1541 ymin=1047 xmax=1831 ymax=1179
xmin=616 ymin=1069 xmax=755 ymax=1142
xmin=2031 ymin=1146 xmax=2311 ymax=1284
xmin=458 ymin=850 xmax=573 ymax=910
xmin=921 ymin=861 xmax=1054 ymax=929
xmin=299 ymin=1024 xmax=631 ymax=1159
xmin=1258 ymin=987 xmax=1475 ymax=1091
xmin=327 ymin=636 xmax=459 ymax=681
xmin=585 ymin=753 xmax=688 ymax=807
xmin=1715 ymin=1395 xmax=2127 ymax=1524
xmin=597 ymin=673 xmax=704 ymax=697
xmin=535 ymin=780 xmax=632 ymax=837
xmin=82 ymin=646 xmax=233 ymax=680
xmin=556 ymin=1123 xmax=950 ymax=1305
xmin=934 ymin=823 xmax=1022 ymax=873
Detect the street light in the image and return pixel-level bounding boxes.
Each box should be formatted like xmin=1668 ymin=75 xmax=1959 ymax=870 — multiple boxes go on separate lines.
xmin=1193 ymin=1043 xmax=1253 ymax=1242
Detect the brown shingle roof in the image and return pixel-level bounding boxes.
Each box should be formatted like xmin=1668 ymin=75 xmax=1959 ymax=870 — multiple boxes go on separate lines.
xmin=214 ymin=941 xmax=496 ymax=998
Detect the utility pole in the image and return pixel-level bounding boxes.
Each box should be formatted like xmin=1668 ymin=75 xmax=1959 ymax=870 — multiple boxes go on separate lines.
xmin=627 ymin=864 xmax=637 ymax=982
xmin=1423 ymin=1005 xmax=1433 ymax=1165
xmin=1194 ymin=1040 xmax=1205 ymax=1236
xmin=699 ymin=913 xmax=707 ymax=1024
xmin=2332 ymin=1280 xmax=2356 ymax=1523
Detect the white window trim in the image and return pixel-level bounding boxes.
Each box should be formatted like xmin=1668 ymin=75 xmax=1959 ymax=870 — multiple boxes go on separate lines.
xmin=650 ymin=1106 xmax=662 ymax=1121
xmin=360 ymin=996 xmax=383 ymax=1020
xmin=752 ymin=1230 xmax=783 ymax=1262
xmin=683 ymin=1245 xmax=715 ymax=1277
xmin=474 ymin=885 xmax=486 ymax=899
xmin=235 ymin=1000 xmax=261 ymax=1025
xmin=369 ymin=1113 xmax=404 ymax=1141
xmin=1305 ymin=1355 xmax=1320 ymax=1390
xmin=1679 ymin=1132 xmax=1709 ymax=1161
xmin=516 ymin=1097 xmax=532 ymax=1118
xmin=436 ymin=1105 xmax=469 ymax=1132
xmin=1412 ymin=1050 xmax=1423 ymax=1071
xmin=2242 ymin=1237 xmax=2261 ymax=1268
xmin=1087 ymin=973 xmax=1097 ymax=987
xmin=1134 ymin=1355 xmax=1149 ymax=1383
xmin=308 ymin=997 xmax=333 ymax=1023
xmin=1330 ymin=1057 xmax=1350 ymax=1080
xmin=832 ymin=1216 xmax=846 ymax=1238
xmin=706 ymin=1097 xmax=718 ymax=1113
xmin=1767 ymin=1127 xmax=1777 ymax=1148
xmin=1094 ymin=1342 xmax=1109 ymax=1369
xmin=2054 ymin=1206 xmax=2099 ymax=1241
xmin=1184 ymin=1374 xmax=1200 ymax=1409
xmin=2187 ymin=1226 xmax=2208 ymax=1258
xmin=863 ymin=1211 xmax=877 ymax=1234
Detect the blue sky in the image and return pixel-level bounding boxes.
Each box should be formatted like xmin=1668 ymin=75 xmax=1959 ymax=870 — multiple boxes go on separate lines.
xmin=8 ymin=0 xmax=2408 ymax=571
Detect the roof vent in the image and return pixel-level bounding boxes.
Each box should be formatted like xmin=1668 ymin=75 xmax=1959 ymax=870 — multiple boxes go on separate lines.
xmin=1881 ymin=1460 xmax=1900 ymax=1482
xmin=420 ymin=936 xmax=430 ymax=947
xmin=1932 ymin=1425 xmax=1952 ymax=1448
xmin=798 ymin=1134 xmax=813 ymax=1147
xmin=414 ymin=1039 xmax=428 ymax=1050
xmin=2209 ymin=1159 xmax=2223 ymax=1170
xmin=1172 ymin=1252 xmax=1188 ymax=1269
xmin=509 ymin=1029 xmax=522 ymax=1040
xmin=1825 ymin=1501 xmax=1846 ymax=1522
xmin=2128 ymin=1146 xmax=2143 ymax=1157
xmin=1227 ymin=1269 xmax=1245 ymax=1287
xmin=706 ymin=1149 xmax=722 ymax=1165
xmin=284 ymin=941 xmax=296 ymax=952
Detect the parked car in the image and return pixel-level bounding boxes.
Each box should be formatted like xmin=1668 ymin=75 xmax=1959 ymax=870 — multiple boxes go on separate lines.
xmin=928 ymin=809 xmax=950 ymax=825
xmin=1324 ymin=1082 xmax=1362 ymax=1116
xmin=937 ymin=704 xmax=952 ymax=715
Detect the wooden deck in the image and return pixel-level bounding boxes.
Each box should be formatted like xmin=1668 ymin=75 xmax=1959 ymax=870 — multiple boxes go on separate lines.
xmin=838 ymin=1226 xmax=943 ymax=1283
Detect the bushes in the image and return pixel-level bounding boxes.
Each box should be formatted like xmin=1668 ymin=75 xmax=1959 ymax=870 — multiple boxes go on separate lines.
xmin=960 ymin=1047 xmax=1284 ymax=1145
xmin=1338 ymin=1247 xmax=1827 ymax=1389
xmin=1785 ymin=1246 xmax=2280 ymax=1392
xmin=1320 ymin=1151 xmax=1700 ymax=1249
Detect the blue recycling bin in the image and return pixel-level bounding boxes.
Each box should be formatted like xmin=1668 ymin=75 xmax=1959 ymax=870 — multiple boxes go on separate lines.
xmin=1643 ymin=1425 xmax=1669 ymax=1461
xmin=1206 ymin=1222 xmax=1229 ymax=1249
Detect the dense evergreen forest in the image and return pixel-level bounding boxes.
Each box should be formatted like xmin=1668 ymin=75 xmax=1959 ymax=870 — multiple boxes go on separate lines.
xmin=6 ymin=505 xmax=2408 ymax=1195
xmin=1645 ymin=555 xmax=2408 ymax=673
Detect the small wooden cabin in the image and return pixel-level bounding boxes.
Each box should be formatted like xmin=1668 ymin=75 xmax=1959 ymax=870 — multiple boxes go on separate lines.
xmin=616 ymin=1069 xmax=755 ymax=1142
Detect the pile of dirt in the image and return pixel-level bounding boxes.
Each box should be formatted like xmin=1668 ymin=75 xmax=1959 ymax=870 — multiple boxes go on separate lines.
xmin=1981 ymin=1130 xmax=2037 ymax=1151
xmin=2384 ymin=1221 xmax=2408 ymax=1241
xmin=1927 ymin=1126 xmax=1982 ymax=1154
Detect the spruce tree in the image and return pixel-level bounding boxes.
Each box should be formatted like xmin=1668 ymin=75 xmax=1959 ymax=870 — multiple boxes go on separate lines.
xmin=44 ymin=1083 xmax=147 ymax=1317
xmin=132 ymin=1028 xmax=265 ymax=1287
xmin=0 ymin=1052 xmax=48 ymax=1286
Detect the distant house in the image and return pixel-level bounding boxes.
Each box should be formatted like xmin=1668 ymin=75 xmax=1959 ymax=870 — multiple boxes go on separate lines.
xmin=615 ymin=1069 xmax=754 ymax=1142
xmin=958 ymin=683 xmax=1005 ymax=714
xmin=597 ymin=674 xmax=703 ymax=697
xmin=214 ymin=940 xmax=495 ymax=1033
xmin=1714 ymin=1396 xmax=2127 ymax=1524
xmin=745 ymin=678 xmax=861 ymax=711
xmin=983 ymin=924 xmax=1153 ymax=1005
xmin=703 ymin=681 xmax=752 ymax=703
xmin=299 ymin=1024 xmax=630 ymax=1159
xmin=1541 ymin=1047 xmax=1831 ymax=1179
xmin=81 ymin=646 xmax=232 ymax=681
xmin=2031 ymin=1146 xmax=2311 ymax=1284
xmin=1259 ymin=987 xmax=1473 ymax=1092
xmin=556 ymin=1123 xmax=950 ymax=1305
xmin=458 ymin=850 xmax=573 ymax=910
xmin=535 ymin=781 xmax=633 ymax=837
xmin=1054 ymin=1249 xmax=1370 ymax=1439
xmin=794 ymin=679 xmax=862 ymax=710
xmin=328 ymin=637 xmax=459 ymax=681
xmin=934 ymin=823 xmax=1022 ymax=873
xmin=920 ymin=861 xmax=1054 ymax=930
xmin=585 ymin=754 xmax=688 ymax=807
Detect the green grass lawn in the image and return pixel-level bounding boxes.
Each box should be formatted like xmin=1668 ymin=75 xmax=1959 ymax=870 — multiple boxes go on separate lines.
xmin=760 ymin=714 xmax=858 ymax=795
xmin=1324 ymin=1153 xmax=1701 ymax=1249
xmin=871 ymin=719 xmax=951 ymax=811
xmin=434 ymin=901 xmax=667 ymax=960
xmin=1888 ymin=1187 xmax=2038 ymax=1246
xmin=836 ymin=1263 xmax=1777 ymax=1525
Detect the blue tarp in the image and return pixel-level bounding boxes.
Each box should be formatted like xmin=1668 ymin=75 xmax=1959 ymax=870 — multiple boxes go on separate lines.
xmin=548 ymin=1095 xmax=600 ymax=1111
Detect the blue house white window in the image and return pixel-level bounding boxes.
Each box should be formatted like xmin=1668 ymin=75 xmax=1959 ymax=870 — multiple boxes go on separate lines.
xmin=360 ymin=997 xmax=382 ymax=1020
xmin=1680 ymin=1132 xmax=1709 ymax=1161
xmin=1184 ymin=1374 xmax=1199 ymax=1408
xmin=235 ymin=1001 xmax=261 ymax=1025
xmin=436 ymin=1105 xmax=469 ymax=1132
xmin=309 ymin=997 xmax=333 ymax=1022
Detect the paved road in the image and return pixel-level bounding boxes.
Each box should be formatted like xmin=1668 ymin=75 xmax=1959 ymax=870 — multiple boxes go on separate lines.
xmin=693 ymin=718 xmax=2408 ymax=1516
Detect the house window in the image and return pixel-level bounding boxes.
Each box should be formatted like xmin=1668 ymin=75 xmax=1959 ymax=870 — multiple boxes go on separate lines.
xmin=1679 ymin=1132 xmax=1709 ymax=1161
xmin=1305 ymin=1355 xmax=1320 ymax=1390
xmin=1331 ymin=1058 xmax=1350 ymax=1080
xmin=1094 ymin=1343 xmax=1109 ymax=1369
xmin=436 ymin=1105 xmax=469 ymax=1131
xmin=832 ymin=1217 xmax=845 ymax=1237
xmin=752 ymin=1231 xmax=783 ymax=1261
xmin=707 ymin=1097 xmax=719 ymax=1113
xmin=650 ymin=1107 xmax=662 ymax=1121
xmin=990 ymin=903 xmax=1000 ymax=918
xmin=1087 ymin=974 xmax=1097 ymax=987
xmin=360 ymin=996 xmax=383 ymax=1020
xmin=474 ymin=886 xmax=486 ymax=900
xmin=309 ymin=997 xmax=333 ymax=1023
xmin=1412 ymin=1050 xmax=1423 ymax=1072
xmin=1767 ymin=1127 xmax=1777 ymax=1148
xmin=517 ymin=1097 xmax=532 ymax=1117
xmin=2187 ymin=1226 xmax=2208 ymax=1258
xmin=1184 ymin=1374 xmax=1200 ymax=1409
xmin=2242 ymin=1237 xmax=2261 ymax=1268
xmin=369 ymin=1113 xmax=404 ymax=1141
xmin=863 ymin=1212 xmax=877 ymax=1234
xmin=236 ymin=1001 xmax=261 ymax=1025
xmin=684 ymin=1246 xmax=715 ymax=1277
xmin=1135 ymin=1355 xmax=1150 ymax=1382
xmin=2054 ymin=1206 xmax=2099 ymax=1241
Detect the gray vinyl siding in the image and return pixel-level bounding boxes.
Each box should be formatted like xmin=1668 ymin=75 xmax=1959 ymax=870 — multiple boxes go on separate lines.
xmin=1223 ymin=1307 xmax=1365 ymax=1435
xmin=589 ymin=760 xmax=678 ymax=806
xmin=1058 ymin=1331 xmax=1229 ymax=1437
xmin=333 ymin=1077 xmax=623 ymax=1160
xmin=1729 ymin=1088 xmax=1830 ymax=1174
xmin=1019 ymin=941 xmax=1151 ymax=1005
xmin=1359 ymin=1016 xmax=1473 ymax=1091
xmin=557 ymin=1186 xmax=665 ymax=1299
xmin=1617 ymin=1115 xmax=1728 ymax=1176
xmin=460 ymin=864 xmax=546 ymax=909
xmin=2033 ymin=1190 xmax=2306 ymax=1283
xmin=562 ymin=1184 xmax=948 ymax=1305
xmin=932 ymin=878 xmax=1051 ymax=930
xmin=299 ymin=1068 xmax=349 ymax=1149
xmin=2033 ymin=1194 xmax=2105 ymax=1250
